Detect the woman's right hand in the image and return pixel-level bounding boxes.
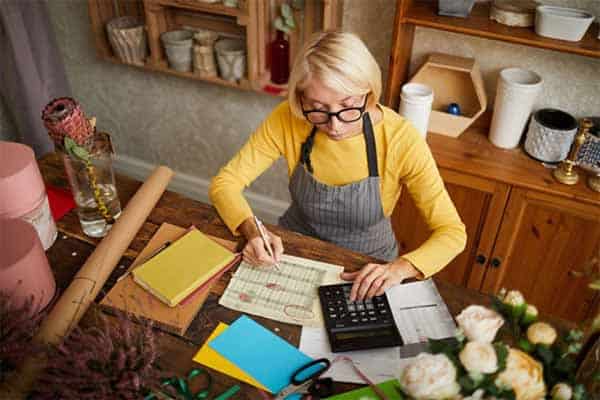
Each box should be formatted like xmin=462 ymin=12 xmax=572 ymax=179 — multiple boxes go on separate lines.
xmin=238 ymin=217 xmax=284 ymax=267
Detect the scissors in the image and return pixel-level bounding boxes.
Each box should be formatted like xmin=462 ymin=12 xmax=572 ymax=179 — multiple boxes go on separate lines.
xmin=274 ymin=358 xmax=334 ymax=399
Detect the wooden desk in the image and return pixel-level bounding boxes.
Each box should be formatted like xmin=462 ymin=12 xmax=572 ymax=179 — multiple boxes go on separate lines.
xmin=39 ymin=153 xmax=508 ymax=397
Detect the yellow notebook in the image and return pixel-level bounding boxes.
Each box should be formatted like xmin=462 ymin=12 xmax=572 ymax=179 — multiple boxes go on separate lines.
xmin=132 ymin=229 xmax=236 ymax=307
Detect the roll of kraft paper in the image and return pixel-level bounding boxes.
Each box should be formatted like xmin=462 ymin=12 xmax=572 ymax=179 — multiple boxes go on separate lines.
xmin=0 ymin=165 xmax=173 ymax=399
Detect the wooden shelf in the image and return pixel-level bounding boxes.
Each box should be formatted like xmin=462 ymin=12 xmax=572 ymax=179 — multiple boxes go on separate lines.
xmin=88 ymin=0 xmax=343 ymax=97
xmin=151 ymin=0 xmax=248 ymax=18
xmin=427 ymin=122 xmax=600 ymax=206
xmin=404 ymin=1 xmax=600 ymax=59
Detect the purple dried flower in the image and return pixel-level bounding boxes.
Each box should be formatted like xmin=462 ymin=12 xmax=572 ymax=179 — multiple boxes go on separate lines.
xmin=0 ymin=290 xmax=45 ymax=378
xmin=36 ymin=311 xmax=165 ymax=399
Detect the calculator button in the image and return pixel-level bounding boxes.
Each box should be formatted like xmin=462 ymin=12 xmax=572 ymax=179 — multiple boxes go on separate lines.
xmin=350 ymin=312 xmax=357 ymax=317
xmin=330 ymin=314 xmax=337 ymax=319
xmin=366 ymin=303 xmax=374 ymax=310
xmin=368 ymin=310 xmax=376 ymax=316
xmin=351 ymin=318 xmax=359 ymax=323
xmin=379 ymin=309 xmax=388 ymax=315
xmin=361 ymin=318 xmax=369 ymax=323
xmin=357 ymin=304 xmax=365 ymax=311
xmin=347 ymin=304 xmax=356 ymax=312
xmin=359 ymin=311 xmax=366 ymax=317
xmin=369 ymin=317 xmax=377 ymax=322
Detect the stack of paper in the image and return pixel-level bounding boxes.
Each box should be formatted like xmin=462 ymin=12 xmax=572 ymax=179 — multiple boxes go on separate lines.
xmin=193 ymin=315 xmax=313 ymax=397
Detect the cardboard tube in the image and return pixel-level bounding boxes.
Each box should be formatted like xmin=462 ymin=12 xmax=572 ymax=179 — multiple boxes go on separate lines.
xmin=1 ymin=165 xmax=173 ymax=398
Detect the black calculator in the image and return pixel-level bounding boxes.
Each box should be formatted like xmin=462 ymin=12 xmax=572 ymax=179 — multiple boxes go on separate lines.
xmin=318 ymin=283 xmax=403 ymax=353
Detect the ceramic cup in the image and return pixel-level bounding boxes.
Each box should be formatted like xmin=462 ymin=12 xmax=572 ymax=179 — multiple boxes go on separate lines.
xmin=489 ymin=68 xmax=543 ymax=149
xmin=524 ymin=108 xmax=578 ymax=163
xmin=0 ymin=218 xmax=56 ymax=312
xmin=399 ymin=83 xmax=434 ymax=138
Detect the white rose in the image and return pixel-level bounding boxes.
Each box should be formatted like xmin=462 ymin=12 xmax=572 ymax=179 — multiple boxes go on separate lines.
xmin=459 ymin=341 xmax=498 ymax=374
xmin=503 ymin=290 xmax=525 ymax=307
xmin=496 ymin=348 xmax=546 ymax=400
xmin=456 ymin=305 xmax=504 ymax=343
xmin=463 ymin=389 xmax=485 ymax=400
xmin=551 ymin=383 xmax=573 ymax=400
xmin=527 ymin=322 xmax=557 ymax=346
xmin=400 ymin=353 xmax=461 ymax=400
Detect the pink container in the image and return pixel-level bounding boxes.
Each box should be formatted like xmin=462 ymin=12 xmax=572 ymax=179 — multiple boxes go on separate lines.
xmin=0 ymin=141 xmax=57 ymax=249
xmin=0 ymin=218 xmax=56 ymax=311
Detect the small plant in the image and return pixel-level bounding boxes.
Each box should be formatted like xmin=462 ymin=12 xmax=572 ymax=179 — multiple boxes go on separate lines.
xmin=0 ymin=291 xmax=44 ymax=380
xmin=273 ymin=0 xmax=304 ymax=34
xmin=36 ymin=312 xmax=164 ymax=399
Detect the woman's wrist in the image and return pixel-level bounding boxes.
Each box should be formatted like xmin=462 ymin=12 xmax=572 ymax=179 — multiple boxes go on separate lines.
xmin=238 ymin=217 xmax=260 ymax=241
xmin=389 ymin=257 xmax=423 ymax=280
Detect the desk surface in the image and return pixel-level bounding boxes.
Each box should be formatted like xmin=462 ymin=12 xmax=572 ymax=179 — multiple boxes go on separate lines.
xmin=38 ymin=153 xmax=525 ymax=398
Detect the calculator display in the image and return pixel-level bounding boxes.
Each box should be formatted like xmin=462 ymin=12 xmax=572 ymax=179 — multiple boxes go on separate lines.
xmin=318 ymin=283 xmax=402 ymax=352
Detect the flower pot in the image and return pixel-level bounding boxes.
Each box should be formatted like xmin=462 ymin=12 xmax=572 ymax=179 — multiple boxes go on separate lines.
xmin=161 ymin=30 xmax=194 ymax=72
xmin=215 ymin=38 xmax=246 ymax=82
xmin=106 ymin=16 xmax=147 ymax=66
xmin=524 ymin=108 xmax=578 ymax=163
xmin=438 ymin=0 xmax=476 ymax=17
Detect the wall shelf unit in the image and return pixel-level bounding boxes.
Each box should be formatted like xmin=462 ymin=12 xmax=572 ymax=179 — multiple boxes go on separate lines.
xmin=384 ymin=0 xmax=600 ymax=110
xmin=88 ymin=0 xmax=343 ymax=97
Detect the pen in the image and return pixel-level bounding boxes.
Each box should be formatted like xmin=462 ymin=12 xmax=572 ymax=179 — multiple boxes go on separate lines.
xmin=253 ymin=216 xmax=280 ymax=271
xmin=116 ymin=241 xmax=172 ymax=282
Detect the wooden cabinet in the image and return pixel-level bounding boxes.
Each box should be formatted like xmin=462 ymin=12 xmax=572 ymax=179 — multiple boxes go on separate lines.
xmin=88 ymin=0 xmax=342 ymax=96
xmin=393 ymin=168 xmax=509 ymax=289
xmin=482 ymin=189 xmax=600 ymax=322
xmin=393 ymin=167 xmax=600 ymax=322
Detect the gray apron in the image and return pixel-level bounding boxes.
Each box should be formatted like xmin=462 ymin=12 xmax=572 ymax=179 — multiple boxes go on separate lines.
xmin=279 ymin=113 xmax=399 ymax=261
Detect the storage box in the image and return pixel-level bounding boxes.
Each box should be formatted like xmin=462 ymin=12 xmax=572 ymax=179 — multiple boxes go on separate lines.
xmin=409 ymin=53 xmax=487 ymax=138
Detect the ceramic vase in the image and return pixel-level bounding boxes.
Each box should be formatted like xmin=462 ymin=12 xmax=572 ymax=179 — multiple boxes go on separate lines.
xmin=489 ymin=68 xmax=543 ymax=149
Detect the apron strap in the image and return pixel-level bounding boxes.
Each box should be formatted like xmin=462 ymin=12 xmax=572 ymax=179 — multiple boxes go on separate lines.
xmin=300 ymin=125 xmax=318 ymax=174
xmin=299 ymin=112 xmax=379 ymax=177
xmin=362 ymin=112 xmax=379 ymax=177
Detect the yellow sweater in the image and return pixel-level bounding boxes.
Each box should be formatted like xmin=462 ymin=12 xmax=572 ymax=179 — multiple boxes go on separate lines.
xmin=209 ymin=101 xmax=466 ymax=277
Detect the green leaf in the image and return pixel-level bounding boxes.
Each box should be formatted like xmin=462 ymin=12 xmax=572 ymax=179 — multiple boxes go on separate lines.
xmin=291 ymin=0 xmax=304 ymax=10
xmin=428 ymin=337 xmax=461 ymax=354
xmin=536 ymin=345 xmax=554 ymax=365
xmin=593 ymin=371 xmax=600 ymax=382
xmin=494 ymin=342 xmax=509 ymax=372
xmin=458 ymin=375 xmax=478 ymax=393
xmin=284 ymin=15 xmax=296 ymax=29
xmin=518 ymin=338 xmax=534 ymax=353
xmin=274 ymin=17 xmax=290 ymax=33
xmin=64 ymin=136 xmax=76 ymax=152
xmin=281 ymin=3 xmax=293 ymax=19
xmin=72 ymin=145 xmax=90 ymax=161
xmin=554 ymin=356 xmax=576 ymax=373
xmin=566 ymin=329 xmax=584 ymax=342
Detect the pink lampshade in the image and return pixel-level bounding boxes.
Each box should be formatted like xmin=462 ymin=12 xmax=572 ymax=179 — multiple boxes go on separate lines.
xmin=0 ymin=218 xmax=56 ymax=312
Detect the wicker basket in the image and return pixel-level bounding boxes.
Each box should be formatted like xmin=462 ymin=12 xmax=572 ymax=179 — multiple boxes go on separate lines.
xmin=106 ymin=16 xmax=147 ymax=66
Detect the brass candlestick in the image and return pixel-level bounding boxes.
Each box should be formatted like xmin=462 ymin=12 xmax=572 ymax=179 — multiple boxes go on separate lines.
xmin=553 ymin=119 xmax=593 ymax=185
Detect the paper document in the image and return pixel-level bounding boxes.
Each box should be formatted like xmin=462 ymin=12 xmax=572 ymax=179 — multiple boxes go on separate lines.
xmin=386 ymin=279 xmax=456 ymax=345
xmin=299 ymin=279 xmax=455 ymax=384
xmin=219 ymin=254 xmax=344 ymax=326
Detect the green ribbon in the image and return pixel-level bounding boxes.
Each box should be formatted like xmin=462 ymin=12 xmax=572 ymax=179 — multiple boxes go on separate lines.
xmin=145 ymin=368 xmax=211 ymax=400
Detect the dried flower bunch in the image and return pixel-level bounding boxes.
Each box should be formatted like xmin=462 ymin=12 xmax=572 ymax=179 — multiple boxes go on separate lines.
xmin=397 ymin=290 xmax=591 ymax=400
xmin=0 ymin=291 xmax=44 ymax=379
xmin=36 ymin=312 xmax=163 ymax=400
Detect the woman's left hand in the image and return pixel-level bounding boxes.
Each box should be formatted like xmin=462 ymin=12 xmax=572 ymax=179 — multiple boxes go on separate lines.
xmin=340 ymin=258 xmax=422 ymax=301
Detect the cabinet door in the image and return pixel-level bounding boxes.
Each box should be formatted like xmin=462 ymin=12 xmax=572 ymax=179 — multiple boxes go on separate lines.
xmin=482 ymin=188 xmax=600 ymax=322
xmin=392 ymin=168 xmax=510 ymax=289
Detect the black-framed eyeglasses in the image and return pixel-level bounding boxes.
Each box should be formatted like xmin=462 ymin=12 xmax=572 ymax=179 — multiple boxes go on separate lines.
xmin=301 ymin=94 xmax=369 ymax=125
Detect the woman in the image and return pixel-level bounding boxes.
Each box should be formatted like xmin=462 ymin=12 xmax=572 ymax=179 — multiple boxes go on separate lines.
xmin=209 ymin=31 xmax=466 ymax=301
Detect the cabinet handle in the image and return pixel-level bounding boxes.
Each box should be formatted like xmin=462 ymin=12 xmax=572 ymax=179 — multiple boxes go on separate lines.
xmin=490 ymin=258 xmax=502 ymax=268
xmin=476 ymin=254 xmax=487 ymax=265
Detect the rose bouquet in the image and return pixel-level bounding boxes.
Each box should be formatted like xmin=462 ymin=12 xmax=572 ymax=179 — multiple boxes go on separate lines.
xmin=397 ymin=290 xmax=592 ymax=400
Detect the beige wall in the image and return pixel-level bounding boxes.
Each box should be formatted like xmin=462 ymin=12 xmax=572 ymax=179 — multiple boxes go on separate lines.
xmin=1 ymin=0 xmax=598 ymax=206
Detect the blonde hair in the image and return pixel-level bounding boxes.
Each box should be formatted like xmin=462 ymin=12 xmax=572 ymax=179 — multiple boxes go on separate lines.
xmin=287 ymin=30 xmax=382 ymax=119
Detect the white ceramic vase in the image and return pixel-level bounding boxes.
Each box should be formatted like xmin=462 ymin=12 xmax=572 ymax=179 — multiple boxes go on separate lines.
xmin=489 ymin=68 xmax=543 ymax=149
xmin=215 ymin=38 xmax=246 ymax=82
xmin=398 ymin=83 xmax=434 ymax=138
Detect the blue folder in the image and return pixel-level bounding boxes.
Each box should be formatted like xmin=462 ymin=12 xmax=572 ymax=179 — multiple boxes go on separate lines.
xmin=208 ymin=315 xmax=313 ymax=396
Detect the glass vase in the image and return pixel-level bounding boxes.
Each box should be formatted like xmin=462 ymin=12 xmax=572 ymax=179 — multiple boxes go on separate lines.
xmin=270 ymin=30 xmax=290 ymax=85
xmin=61 ymin=133 xmax=122 ymax=238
